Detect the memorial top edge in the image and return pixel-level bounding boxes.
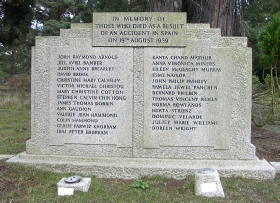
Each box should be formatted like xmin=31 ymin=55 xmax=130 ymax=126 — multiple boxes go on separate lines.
xmin=71 ymin=23 xmax=92 ymax=29
xmin=92 ymin=12 xmax=187 ymax=16
xmin=186 ymin=23 xmax=210 ymax=29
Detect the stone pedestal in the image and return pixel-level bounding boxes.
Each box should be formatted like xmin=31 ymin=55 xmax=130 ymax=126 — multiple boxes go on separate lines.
xmin=7 ymin=152 xmax=275 ymax=180
xmin=57 ymin=177 xmax=91 ymax=196
xmin=195 ymin=168 xmax=224 ymax=197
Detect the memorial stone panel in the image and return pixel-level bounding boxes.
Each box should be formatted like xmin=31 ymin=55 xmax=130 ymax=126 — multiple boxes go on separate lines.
xmin=49 ymin=47 xmax=133 ymax=147
xmin=26 ymin=12 xmax=253 ymax=158
xmin=92 ymin=12 xmax=187 ymax=46
xmin=9 ymin=12 xmax=274 ymax=180
xmin=143 ymin=47 xmax=230 ymax=149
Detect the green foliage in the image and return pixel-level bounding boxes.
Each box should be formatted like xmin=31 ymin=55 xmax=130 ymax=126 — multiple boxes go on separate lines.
xmin=0 ymin=33 xmax=36 ymax=80
xmin=128 ymin=0 xmax=149 ymax=12
xmin=0 ymin=87 xmax=31 ymax=154
xmin=0 ymin=0 xmax=34 ymax=46
xmin=132 ymin=179 xmax=150 ymax=189
xmin=252 ymin=14 xmax=280 ymax=127
xmin=0 ymin=0 xmax=37 ymax=79
xmin=93 ymin=0 xmax=128 ymax=12
xmin=243 ymin=1 xmax=280 ymax=79
xmin=258 ymin=14 xmax=280 ymax=69
xmin=244 ymin=0 xmax=280 ymax=27
xmin=41 ymin=20 xmax=70 ymax=36
xmin=0 ymin=70 xmax=9 ymax=83
xmin=0 ymin=47 xmax=12 ymax=81
xmin=252 ymin=75 xmax=263 ymax=91
xmin=35 ymin=0 xmax=87 ymax=22
xmin=264 ymin=74 xmax=271 ymax=85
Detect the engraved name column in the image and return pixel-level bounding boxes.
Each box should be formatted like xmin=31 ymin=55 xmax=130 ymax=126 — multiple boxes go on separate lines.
xmin=144 ymin=47 xmax=229 ymax=149
xmin=49 ymin=48 xmax=133 ymax=147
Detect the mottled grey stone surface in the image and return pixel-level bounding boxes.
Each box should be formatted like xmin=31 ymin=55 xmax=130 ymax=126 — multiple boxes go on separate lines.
xmin=7 ymin=152 xmax=276 ymax=180
xmin=0 ymin=154 xmax=15 ymax=160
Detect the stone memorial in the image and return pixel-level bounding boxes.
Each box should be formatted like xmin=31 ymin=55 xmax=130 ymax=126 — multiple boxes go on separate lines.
xmin=7 ymin=12 xmax=275 ymax=180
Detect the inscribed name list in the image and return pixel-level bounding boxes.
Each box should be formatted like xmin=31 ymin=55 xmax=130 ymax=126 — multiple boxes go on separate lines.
xmin=143 ymin=47 xmax=230 ymax=149
xmin=92 ymin=12 xmax=187 ymax=47
xmin=49 ymin=47 xmax=133 ymax=147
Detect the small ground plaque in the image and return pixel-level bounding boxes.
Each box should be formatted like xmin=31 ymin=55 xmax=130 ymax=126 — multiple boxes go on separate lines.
xmin=57 ymin=177 xmax=91 ymax=193
xmin=200 ymin=182 xmax=217 ymax=193
xmin=195 ymin=168 xmax=225 ymax=197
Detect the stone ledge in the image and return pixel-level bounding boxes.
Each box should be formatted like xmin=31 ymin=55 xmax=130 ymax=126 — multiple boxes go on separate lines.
xmin=270 ymin=162 xmax=280 ymax=173
xmin=7 ymin=152 xmax=275 ymax=180
xmin=0 ymin=154 xmax=15 ymax=160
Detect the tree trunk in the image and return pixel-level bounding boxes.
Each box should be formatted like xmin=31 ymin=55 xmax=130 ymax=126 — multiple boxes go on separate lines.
xmin=157 ymin=0 xmax=245 ymax=36
xmin=208 ymin=0 xmax=239 ymax=36
xmin=150 ymin=0 xmax=182 ymax=12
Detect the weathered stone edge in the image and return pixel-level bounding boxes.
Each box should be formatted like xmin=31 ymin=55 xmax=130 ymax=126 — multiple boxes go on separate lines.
xmin=6 ymin=152 xmax=276 ymax=180
xmin=270 ymin=162 xmax=280 ymax=173
xmin=0 ymin=154 xmax=15 ymax=160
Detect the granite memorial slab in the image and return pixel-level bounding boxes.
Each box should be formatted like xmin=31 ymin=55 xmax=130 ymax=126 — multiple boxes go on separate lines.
xmin=7 ymin=12 xmax=275 ymax=180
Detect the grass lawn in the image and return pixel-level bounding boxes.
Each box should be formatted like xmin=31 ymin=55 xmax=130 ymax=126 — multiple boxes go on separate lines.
xmin=0 ymin=90 xmax=31 ymax=154
xmin=1 ymin=161 xmax=280 ymax=202
xmin=1 ymin=88 xmax=280 ymax=202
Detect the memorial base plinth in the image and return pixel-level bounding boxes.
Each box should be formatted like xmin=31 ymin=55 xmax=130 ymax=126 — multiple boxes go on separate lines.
xmin=7 ymin=152 xmax=275 ymax=180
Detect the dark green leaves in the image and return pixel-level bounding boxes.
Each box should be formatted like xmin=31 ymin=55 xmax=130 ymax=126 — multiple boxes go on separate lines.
xmin=132 ymin=179 xmax=150 ymax=189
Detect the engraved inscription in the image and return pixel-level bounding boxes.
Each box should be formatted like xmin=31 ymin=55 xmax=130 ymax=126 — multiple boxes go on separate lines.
xmin=49 ymin=48 xmax=133 ymax=146
xmin=149 ymin=54 xmax=219 ymax=132
xmin=92 ymin=13 xmax=187 ymax=46
xmin=143 ymin=48 xmax=227 ymax=148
